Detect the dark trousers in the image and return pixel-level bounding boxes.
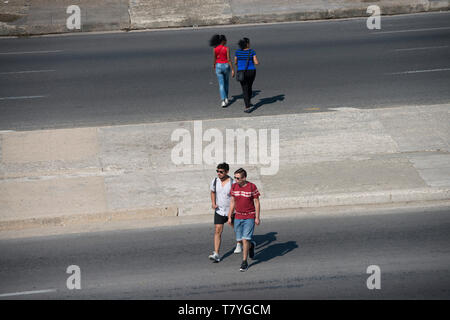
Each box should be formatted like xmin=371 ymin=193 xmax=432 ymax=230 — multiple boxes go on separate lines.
xmin=239 ymin=69 xmax=256 ymax=108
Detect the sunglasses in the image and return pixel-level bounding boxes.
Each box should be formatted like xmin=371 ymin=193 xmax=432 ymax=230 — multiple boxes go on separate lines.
xmin=216 ymin=170 xmax=225 ymax=174
xmin=234 ymin=176 xmax=243 ymax=180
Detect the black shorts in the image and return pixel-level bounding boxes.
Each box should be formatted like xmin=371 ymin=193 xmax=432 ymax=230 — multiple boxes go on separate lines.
xmin=214 ymin=212 xmax=234 ymax=225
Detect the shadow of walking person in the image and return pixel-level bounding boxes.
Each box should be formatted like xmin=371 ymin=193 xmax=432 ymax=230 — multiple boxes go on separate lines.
xmin=228 ymin=90 xmax=261 ymax=107
xmin=253 ymin=232 xmax=278 ymax=250
xmin=220 ymin=232 xmax=278 ymax=262
xmin=246 ymin=94 xmax=285 ymax=113
xmin=249 ymin=241 xmax=298 ymax=268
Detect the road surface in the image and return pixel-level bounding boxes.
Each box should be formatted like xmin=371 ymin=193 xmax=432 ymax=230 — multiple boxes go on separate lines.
xmin=0 ymin=205 xmax=449 ymax=299
xmin=0 ymin=12 xmax=449 ymax=130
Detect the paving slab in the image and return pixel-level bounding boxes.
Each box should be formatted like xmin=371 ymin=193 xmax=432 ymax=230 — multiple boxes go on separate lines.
xmin=0 ymin=103 xmax=449 ymax=232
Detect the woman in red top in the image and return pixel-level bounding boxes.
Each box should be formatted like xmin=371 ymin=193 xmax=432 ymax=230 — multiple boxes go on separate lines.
xmin=209 ymin=34 xmax=235 ymax=108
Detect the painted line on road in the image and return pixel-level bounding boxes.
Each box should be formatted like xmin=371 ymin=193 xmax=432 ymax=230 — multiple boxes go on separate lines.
xmin=394 ymin=46 xmax=449 ymax=52
xmin=387 ymin=68 xmax=450 ymax=75
xmin=0 ymin=70 xmax=55 ymax=75
xmin=0 ymin=50 xmax=63 ymax=55
xmin=0 ymin=95 xmax=47 ymax=101
xmin=0 ymin=289 xmax=57 ymax=298
xmin=371 ymin=26 xmax=450 ymax=34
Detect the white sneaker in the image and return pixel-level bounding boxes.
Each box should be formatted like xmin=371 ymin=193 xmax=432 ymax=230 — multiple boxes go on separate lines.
xmin=234 ymin=243 xmax=242 ymax=254
xmin=225 ymin=98 xmax=229 ymax=105
xmin=209 ymin=252 xmax=221 ymax=262
xmin=221 ymin=100 xmax=226 ymax=107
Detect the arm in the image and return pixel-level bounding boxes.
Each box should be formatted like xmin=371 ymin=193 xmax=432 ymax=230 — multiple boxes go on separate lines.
xmin=227 ymin=197 xmax=235 ymax=225
xmin=213 ymin=48 xmax=216 ymax=70
xmin=211 ymin=191 xmax=217 ymax=210
xmin=234 ymin=56 xmax=238 ymax=66
xmin=253 ymin=55 xmax=259 ymax=65
xmin=254 ymin=198 xmax=260 ymax=225
xmin=227 ymin=48 xmax=235 ymax=77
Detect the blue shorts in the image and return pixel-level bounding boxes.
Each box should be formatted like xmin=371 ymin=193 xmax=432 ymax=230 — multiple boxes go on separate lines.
xmin=234 ymin=218 xmax=255 ymax=241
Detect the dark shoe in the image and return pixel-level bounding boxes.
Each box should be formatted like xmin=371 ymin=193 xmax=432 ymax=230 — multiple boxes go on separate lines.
xmin=249 ymin=241 xmax=256 ymax=259
xmin=240 ymin=260 xmax=248 ymax=272
xmin=244 ymin=104 xmax=254 ymax=113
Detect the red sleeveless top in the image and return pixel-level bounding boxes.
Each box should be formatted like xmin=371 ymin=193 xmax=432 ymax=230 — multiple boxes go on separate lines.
xmin=214 ymin=45 xmax=228 ymax=63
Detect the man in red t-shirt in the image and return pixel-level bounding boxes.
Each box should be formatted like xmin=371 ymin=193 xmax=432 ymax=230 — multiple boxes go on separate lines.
xmin=227 ymin=168 xmax=260 ymax=272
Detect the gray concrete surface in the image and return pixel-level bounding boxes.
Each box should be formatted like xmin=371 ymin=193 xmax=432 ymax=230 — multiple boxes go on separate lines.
xmin=0 ymin=205 xmax=449 ymax=299
xmin=0 ymin=0 xmax=129 ymax=36
xmin=0 ymin=0 xmax=448 ymax=36
xmin=1 ymin=104 xmax=449 ymax=233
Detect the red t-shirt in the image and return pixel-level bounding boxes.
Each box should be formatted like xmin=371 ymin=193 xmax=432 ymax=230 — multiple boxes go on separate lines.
xmin=214 ymin=45 xmax=228 ymax=64
xmin=231 ymin=182 xmax=260 ymax=219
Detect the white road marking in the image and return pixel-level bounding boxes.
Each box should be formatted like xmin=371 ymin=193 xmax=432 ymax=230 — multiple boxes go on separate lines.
xmin=394 ymin=45 xmax=449 ymax=52
xmin=0 ymin=289 xmax=57 ymax=298
xmin=0 ymin=69 xmax=55 ymax=75
xmin=0 ymin=95 xmax=47 ymax=100
xmin=372 ymin=26 xmax=450 ymax=34
xmin=0 ymin=50 xmax=63 ymax=55
xmin=388 ymin=68 xmax=450 ymax=75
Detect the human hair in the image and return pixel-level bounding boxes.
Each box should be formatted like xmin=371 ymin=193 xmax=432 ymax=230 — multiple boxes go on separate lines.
xmin=209 ymin=34 xmax=227 ymax=47
xmin=238 ymin=37 xmax=250 ymax=50
xmin=234 ymin=168 xmax=247 ymax=178
xmin=217 ymin=162 xmax=229 ymax=172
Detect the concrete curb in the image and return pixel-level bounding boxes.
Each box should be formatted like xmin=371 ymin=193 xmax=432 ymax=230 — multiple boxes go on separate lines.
xmin=0 ymin=206 xmax=177 ymax=231
xmin=0 ymin=1 xmax=448 ymax=37
xmin=225 ymin=4 xmax=448 ymax=26
xmin=178 ymin=187 xmax=450 ymax=216
xmin=1 ymin=187 xmax=448 ymax=232
xmin=260 ymin=187 xmax=450 ymax=211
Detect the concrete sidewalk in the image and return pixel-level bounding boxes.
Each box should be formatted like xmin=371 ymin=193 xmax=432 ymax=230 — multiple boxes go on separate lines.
xmin=1 ymin=0 xmax=448 ymax=36
xmin=1 ymin=103 xmax=449 ymax=232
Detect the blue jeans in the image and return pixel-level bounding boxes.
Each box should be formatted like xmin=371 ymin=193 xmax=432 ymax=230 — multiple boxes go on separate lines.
xmin=234 ymin=218 xmax=255 ymax=241
xmin=215 ymin=63 xmax=230 ymax=100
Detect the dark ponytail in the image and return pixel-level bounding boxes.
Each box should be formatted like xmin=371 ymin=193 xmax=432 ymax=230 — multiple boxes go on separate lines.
xmin=209 ymin=34 xmax=227 ymax=47
xmin=238 ymin=37 xmax=250 ymax=50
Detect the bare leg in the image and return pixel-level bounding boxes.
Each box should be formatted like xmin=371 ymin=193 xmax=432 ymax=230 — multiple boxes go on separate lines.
xmin=214 ymin=224 xmax=224 ymax=254
xmin=242 ymin=239 xmax=250 ymax=261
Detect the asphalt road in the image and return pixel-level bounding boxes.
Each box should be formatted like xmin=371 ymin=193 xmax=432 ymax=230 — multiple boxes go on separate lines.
xmin=0 ymin=205 xmax=449 ymax=299
xmin=0 ymin=12 xmax=449 ymax=131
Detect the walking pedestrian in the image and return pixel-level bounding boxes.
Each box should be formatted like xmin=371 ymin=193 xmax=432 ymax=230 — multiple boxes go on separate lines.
xmin=209 ymin=163 xmax=242 ymax=263
xmin=235 ymin=37 xmax=259 ymax=112
xmin=227 ymin=168 xmax=260 ymax=271
xmin=209 ymin=34 xmax=235 ymax=108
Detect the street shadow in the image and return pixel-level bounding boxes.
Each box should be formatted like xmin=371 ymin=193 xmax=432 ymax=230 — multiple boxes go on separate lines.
xmin=253 ymin=232 xmax=278 ymax=250
xmin=220 ymin=231 xmax=278 ymax=262
xmin=249 ymin=241 xmax=298 ymax=269
xmin=227 ymin=90 xmax=261 ymax=107
xmin=220 ymin=247 xmax=236 ymax=261
xmin=246 ymin=94 xmax=285 ymax=113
